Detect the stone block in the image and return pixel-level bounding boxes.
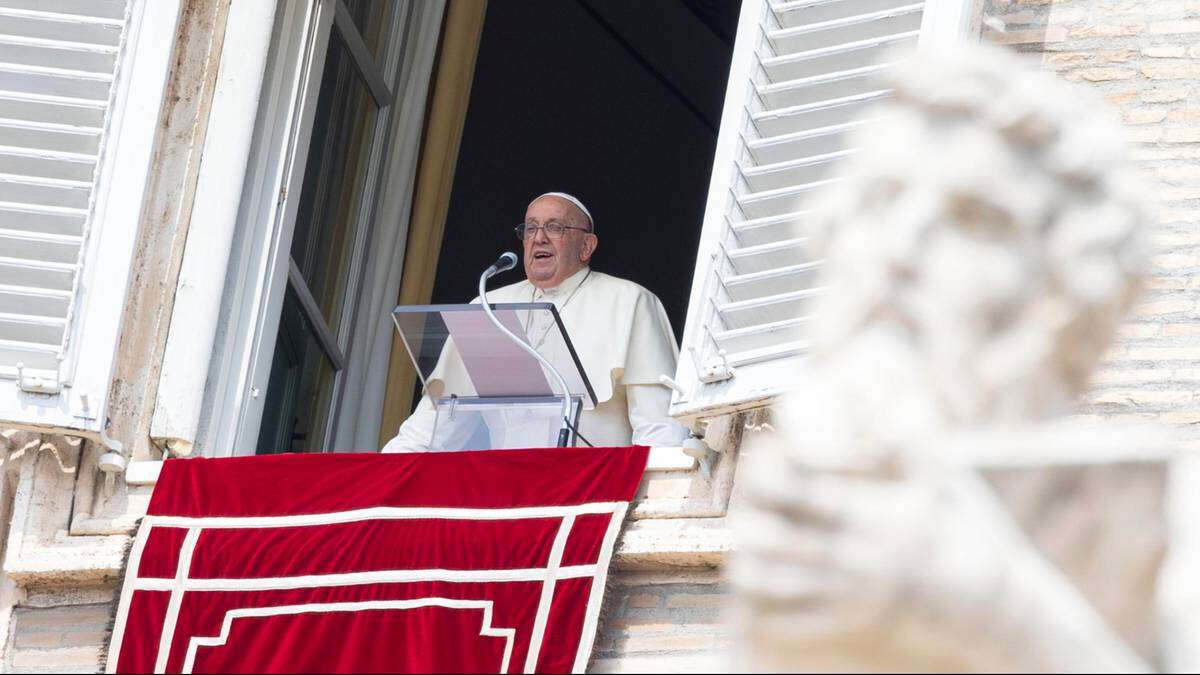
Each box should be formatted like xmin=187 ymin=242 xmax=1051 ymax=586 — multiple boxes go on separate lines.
xmin=1162 ymin=324 xmax=1200 ymax=336
xmin=1164 ymin=127 xmax=1200 ymax=143
xmin=1166 ymin=107 xmax=1200 ymax=122
xmin=618 ymin=632 xmax=719 ymax=654
xmin=1069 ymin=22 xmax=1145 ymax=38
xmin=1090 ymin=389 xmax=1194 ymax=406
xmin=1149 ymin=19 xmax=1200 ymax=35
xmin=1141 ymin=45 xmax=1188 ymax=58
xmin=1142 ymin=63 xmax=1200 ymax=80
xmin=1043 ymin=51 xmax=1092 ymax=67
xmin=664 ymin=593 xmax=728 ymax=610
xmin=1158 ymin=186 xmax=1200 ymax=202
xmin=1150 ymin=253 xmax=1200 ymax=269
xmin=1124 ymin=346 xmax=1200 ymax=361
xmin=1140 ymin=87 xmax=1190 ymax=103
xmin=624 ymin=593 xmax=661 ymax=609
xmin=1160 ymin=208 xmax=1200 ymax=222
xmin=10 ymin=647 xmax=101 ymax=671
xmin=13 ymin=605 xmax=111 ymax=631
xmin=1071 ymin=67 xmax=1137 ymax=82
xmin=1124 ymin=108 xmax=1169 ymax=124
xmin=1125 ymin=127 xmax=1164 ymax=143
xmin=989 ymin=26 xmax=1068 ymax=44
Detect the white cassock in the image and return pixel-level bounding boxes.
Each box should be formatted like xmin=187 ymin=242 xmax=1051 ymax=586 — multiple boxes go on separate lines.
xmin=382 ymin=266 xmax=689 ymax=452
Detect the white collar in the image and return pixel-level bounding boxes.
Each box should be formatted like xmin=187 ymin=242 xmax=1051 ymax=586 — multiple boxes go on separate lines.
xmin=531 ymin=266 xmax=591 ymax=299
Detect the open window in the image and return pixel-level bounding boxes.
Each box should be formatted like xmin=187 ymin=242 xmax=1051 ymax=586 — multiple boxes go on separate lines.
xmin=382 ymin=0 xmax=742 ymax=438
xmin=670 ymin=0 xmax=980 ymax=426
xmin=250 ymin=1 xmax=400 ymax=454
xmin=159 ymin=0 xmax=447 ymax=457
xmin=0 ymin=0 xmax=180 ymax=434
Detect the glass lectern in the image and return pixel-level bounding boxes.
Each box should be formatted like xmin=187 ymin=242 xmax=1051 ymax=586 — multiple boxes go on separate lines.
xmin=391 ymin=303 xmax=597 ymax=450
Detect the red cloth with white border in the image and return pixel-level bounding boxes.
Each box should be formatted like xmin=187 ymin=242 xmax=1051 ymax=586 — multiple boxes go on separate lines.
xmin=108 ymin=446 xmax=649 ymax=674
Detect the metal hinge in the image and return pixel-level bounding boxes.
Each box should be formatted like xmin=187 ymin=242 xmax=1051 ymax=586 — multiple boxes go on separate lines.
xmin=15 ymin=363 xmax=61 ymax=395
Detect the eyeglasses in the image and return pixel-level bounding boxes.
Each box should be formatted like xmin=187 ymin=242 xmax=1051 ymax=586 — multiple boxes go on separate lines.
xmin=515 ymin=222 xmax=591 ymax=240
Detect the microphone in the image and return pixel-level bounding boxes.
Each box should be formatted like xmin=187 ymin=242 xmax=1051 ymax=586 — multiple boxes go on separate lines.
xmin=484 ymin=252 xmax=518 ymax=278
xmin=478 ymin=252 xmax=575 ymax=447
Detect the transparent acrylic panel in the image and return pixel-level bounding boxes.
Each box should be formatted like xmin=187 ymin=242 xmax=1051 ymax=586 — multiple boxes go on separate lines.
xmin=429 ymin=396 xmax=585 ymax=451
xmin=392 ymin=303 xmax=597 ymax=409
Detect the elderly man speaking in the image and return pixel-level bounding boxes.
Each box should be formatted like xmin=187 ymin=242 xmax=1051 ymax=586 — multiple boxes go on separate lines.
xmin=383 ymin=192 xmax=689 ymax=452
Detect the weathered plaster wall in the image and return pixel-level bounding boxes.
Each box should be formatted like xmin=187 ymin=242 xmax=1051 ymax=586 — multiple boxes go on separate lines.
xmin=0 ymin=0 xmax=231 ymax=671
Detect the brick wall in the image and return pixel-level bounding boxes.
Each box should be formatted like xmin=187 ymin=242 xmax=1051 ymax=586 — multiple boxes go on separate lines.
xmin=7 ymin=602 xmax=113 ymax=674
xmin=590 ymin=570 xmax=729 ymax=673
xmin=984 ymin=0 xmax=1200 ymax=444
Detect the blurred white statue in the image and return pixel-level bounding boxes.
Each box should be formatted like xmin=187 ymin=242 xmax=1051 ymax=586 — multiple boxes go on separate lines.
xmin=730 ymin=43 xmax=1188 ymax=672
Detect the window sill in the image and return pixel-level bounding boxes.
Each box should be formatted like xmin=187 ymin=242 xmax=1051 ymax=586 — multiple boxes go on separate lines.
xmin=127 ymin=448 xmax=696 ymax=484
xmin=41 ymin=449 xmax=716 ymax=587
xmin=646 ymin=446 xmax=697 ymax=471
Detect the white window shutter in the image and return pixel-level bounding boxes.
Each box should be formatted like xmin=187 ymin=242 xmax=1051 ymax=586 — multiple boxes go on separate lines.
xmin=0 ymin=0 xmax=180 ymax=433
xmin=671 ymin=0 xmax=978 ymax=425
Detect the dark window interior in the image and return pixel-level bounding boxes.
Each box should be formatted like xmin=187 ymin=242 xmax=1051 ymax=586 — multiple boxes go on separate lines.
xmin=430 ymin=0 xmax=742 ymax=340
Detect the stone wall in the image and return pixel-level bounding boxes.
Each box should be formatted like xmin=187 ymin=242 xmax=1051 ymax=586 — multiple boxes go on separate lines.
xmin=985 ymin=0 xmax=1200 ymax=446
xmin=590 ymin=570 xmax=729 ymax=673
xmin=7 ymin=602 xmax=114 ymax=674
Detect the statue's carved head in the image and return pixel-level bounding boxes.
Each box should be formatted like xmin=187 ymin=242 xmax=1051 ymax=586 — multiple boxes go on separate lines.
xmin=805 ymin=44 xmax=1153 ymax=423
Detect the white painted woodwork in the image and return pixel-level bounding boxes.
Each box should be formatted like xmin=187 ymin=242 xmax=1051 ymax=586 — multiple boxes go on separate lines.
xmin=0 ymin=1 xmax=123 ymax=379
xmin=150 ymin=0 xmax=285 ymax=451
xmin=671 ymin=0 xmax=976 ymax=424
xmin=0 ymin=0 xmax=181 ymax=433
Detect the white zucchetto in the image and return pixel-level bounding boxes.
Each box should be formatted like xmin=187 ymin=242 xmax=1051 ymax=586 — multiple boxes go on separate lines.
xmin=528 ymin=192 xmax=594 ymax=232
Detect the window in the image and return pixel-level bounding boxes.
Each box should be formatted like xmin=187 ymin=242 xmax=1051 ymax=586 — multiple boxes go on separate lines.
xmin=254 ymin=2 xmax=396 ymax=454
xmin=671 ymin=0 xmax=979 ymax=425
xmin=151 ymin=0 xmax=445 ymax=457
xmin=0 ymin=0 xmax=180 ymax=433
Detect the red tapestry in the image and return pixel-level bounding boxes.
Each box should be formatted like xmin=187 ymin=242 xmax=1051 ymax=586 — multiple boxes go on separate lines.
xmin=107 ymin=446 xmax=649 ymax=674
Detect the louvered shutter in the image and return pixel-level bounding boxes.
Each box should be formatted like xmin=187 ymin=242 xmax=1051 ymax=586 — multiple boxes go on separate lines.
xmin=670 ymin=0 xmax=977 ymax=424
xmin=0 ymin=0 xmax=180 ymax=432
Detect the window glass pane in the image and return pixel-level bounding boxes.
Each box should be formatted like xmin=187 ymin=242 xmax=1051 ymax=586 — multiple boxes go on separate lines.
xmin=258 ymin=24 xmax=387 ymax=454
xmin=256 ymin=292 xmax=337 ymax=454
xmin=342 ymin=0 xmax=395 ymax=63
xmin=289 ymin=30 xmax=379 ymax=346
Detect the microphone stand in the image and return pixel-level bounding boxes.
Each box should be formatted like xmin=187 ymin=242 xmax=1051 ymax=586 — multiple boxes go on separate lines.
xmin=479 ymin=254 xmax=574 ymax=447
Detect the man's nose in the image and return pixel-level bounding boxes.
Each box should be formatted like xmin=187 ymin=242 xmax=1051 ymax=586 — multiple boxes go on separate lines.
xmin=532 ymin=226 xmax=551 ymax=244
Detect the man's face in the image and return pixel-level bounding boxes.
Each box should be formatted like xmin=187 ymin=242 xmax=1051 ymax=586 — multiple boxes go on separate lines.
xmin=522 ymin=196 xmax=597 ymax=289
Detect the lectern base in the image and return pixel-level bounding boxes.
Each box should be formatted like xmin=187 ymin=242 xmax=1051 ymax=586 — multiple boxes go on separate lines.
xmin=430 ymin=394 xmax=585 ymax=450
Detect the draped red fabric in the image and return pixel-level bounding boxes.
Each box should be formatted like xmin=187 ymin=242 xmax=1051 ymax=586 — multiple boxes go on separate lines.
xmin=109 ymin=446 xmax=649 ymax=674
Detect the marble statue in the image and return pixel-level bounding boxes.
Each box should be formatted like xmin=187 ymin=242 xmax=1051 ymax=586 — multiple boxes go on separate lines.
xmin=730 ymin=43 xmax=1191 ymax=672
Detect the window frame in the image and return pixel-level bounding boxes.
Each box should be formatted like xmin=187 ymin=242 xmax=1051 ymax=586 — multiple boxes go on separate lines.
xmin=227 ymin=0 xmax=410 ymax=456
xmin=0 ymin=0 xmax=183 ymax=435
xmin=153 ymin=0 xmax=443 ymax=458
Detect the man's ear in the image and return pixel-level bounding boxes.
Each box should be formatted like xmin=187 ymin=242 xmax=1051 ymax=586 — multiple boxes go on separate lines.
xmin=581 ymin=234 xmax=597 ymax=262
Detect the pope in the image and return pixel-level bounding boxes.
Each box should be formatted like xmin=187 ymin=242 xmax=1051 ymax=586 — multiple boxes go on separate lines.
xmin=383 ymin=192 xmax=689 ymax=452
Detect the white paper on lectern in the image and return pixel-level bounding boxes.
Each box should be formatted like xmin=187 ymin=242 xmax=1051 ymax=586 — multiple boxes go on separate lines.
xmin=440 ymin=310 xmax=552 ymax=397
